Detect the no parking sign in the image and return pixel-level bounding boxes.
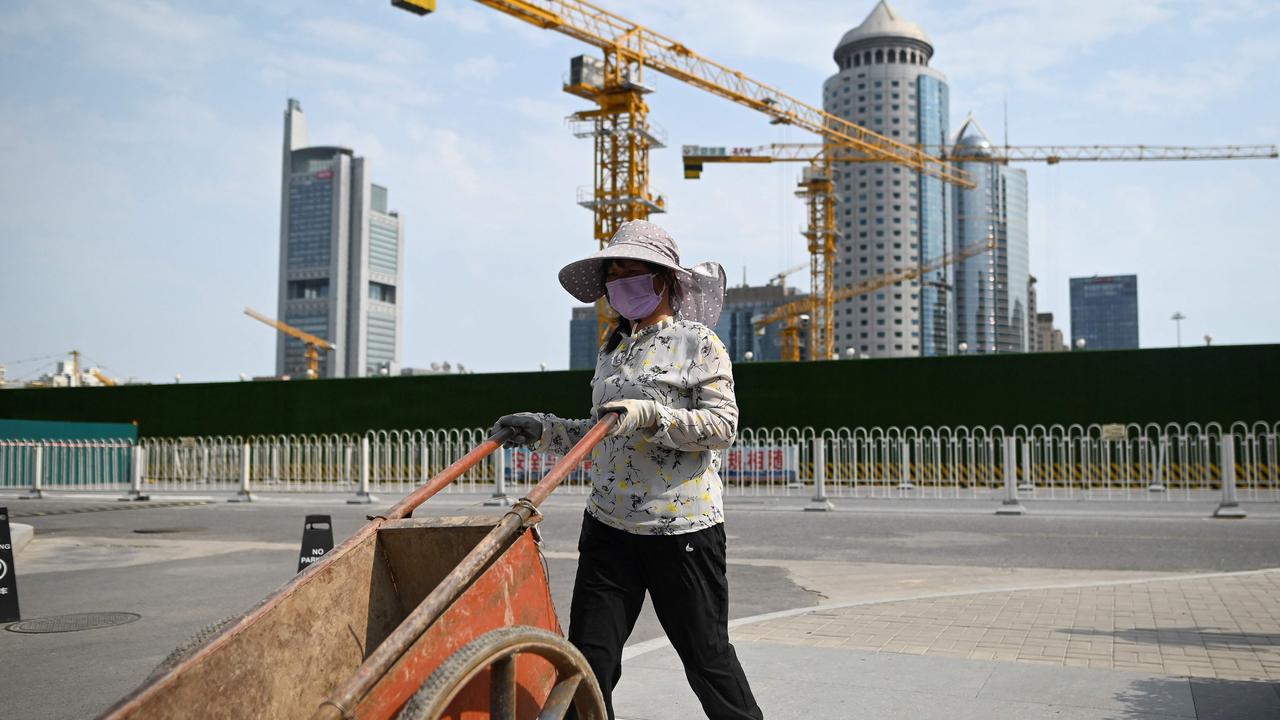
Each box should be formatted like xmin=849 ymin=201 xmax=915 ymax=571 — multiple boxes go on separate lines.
xmin=0 ymin=507 xmax=19 ymax=622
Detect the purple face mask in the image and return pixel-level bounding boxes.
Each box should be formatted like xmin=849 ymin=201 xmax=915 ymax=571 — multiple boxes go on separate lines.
xmin=605 ymin=273 xmax=664 ymax=321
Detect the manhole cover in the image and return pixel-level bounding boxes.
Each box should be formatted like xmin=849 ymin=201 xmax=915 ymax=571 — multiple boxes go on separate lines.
xmin=7 ymin=612 xmax=142 ymax=634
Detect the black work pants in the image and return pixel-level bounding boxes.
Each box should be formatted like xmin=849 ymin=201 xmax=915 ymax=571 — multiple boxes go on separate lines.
xmin=566 ymin=512 xmax=763 ymax=720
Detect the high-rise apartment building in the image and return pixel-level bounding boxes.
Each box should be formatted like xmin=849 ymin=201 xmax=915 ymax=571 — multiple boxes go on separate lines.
xmin=825 ymin=1 xmax=951 ymax=359
xmin=1034 ymin=312 xmax=1067 ymax=352
xmin=952 ymin=118 xmax=1031 ymax=353
xmin=1070 ymin=275 xmax=1139 ymax=350
xmin=276 ymin=99 xmax=404 ymax=379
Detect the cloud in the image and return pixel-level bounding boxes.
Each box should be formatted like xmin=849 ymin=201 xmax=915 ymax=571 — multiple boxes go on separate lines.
xmin=17 ymin=0 xmax=245 ymax=90
xmin=509 ymin=96 xmax=571 ymax=123
xmin=1191 ymin=0 xmax=1279 ymax=26
xmin=451 ymin=55 xmax=502 ymax=82
xmin=929 ymin=0 xmax=1175 ymax=98
xmin=1086 ymin=37 xmax=1280 ymax=115
xmin=296 ymin=16 xmax=422 ymax=64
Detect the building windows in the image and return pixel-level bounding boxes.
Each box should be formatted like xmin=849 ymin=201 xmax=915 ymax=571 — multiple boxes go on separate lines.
xmin=368 ymin=281 xmax=396 ymax=304
xmin=287 ymin=279 xmax=329 ymax=300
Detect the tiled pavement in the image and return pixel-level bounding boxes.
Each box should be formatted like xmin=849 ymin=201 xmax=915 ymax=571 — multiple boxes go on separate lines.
xmin=730 ymin=569 xmax=1280 ymax=681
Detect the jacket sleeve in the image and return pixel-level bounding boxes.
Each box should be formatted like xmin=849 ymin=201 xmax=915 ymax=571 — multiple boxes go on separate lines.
xmin=645 ymin=330 xmax=738 ymax=451
xmin=531 ymin=414 xmax=593 ymax=455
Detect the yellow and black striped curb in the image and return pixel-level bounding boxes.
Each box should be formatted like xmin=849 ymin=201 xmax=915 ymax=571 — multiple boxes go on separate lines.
xmin=9 ymin=500 xmax=212 ymax=519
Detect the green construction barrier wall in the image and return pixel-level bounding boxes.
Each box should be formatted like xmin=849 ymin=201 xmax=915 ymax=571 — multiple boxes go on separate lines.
xmin=0 ymin=418 xmax=138 ymax=441
xmin=0 ymin=345 xmax=1275 ymax=438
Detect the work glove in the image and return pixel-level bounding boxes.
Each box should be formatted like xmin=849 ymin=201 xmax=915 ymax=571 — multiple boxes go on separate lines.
xmin=597 ymin=399 xmax=661 ymax=438
xmin=491 ymin=413 xmax=543 ymax=448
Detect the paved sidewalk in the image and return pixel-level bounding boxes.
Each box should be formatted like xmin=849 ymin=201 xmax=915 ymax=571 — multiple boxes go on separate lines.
xmin=615 ymin=570 xmax=1280 ymax=719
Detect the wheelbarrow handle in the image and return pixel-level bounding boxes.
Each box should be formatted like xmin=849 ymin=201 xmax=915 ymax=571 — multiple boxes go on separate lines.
xmin=523 ymin=411 xmax=618 ymax=508
xmin=384 ymin=426 xmax=517 ymax=520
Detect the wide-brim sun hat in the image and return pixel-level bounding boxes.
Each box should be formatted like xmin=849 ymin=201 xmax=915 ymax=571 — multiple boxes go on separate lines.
xmin=558 ymin=220 xmax=727 ymax=328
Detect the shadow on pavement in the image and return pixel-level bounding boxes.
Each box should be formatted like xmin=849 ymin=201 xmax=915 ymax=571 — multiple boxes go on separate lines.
xmin=1068 ymin=626 xmax=1280 ymax=648
xmin=1111 ymin=675 xmax=1280 ymax=719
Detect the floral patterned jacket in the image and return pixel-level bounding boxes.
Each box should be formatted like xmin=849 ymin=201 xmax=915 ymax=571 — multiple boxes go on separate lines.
xmin=533 ymin=314 xmax=738 ymax=535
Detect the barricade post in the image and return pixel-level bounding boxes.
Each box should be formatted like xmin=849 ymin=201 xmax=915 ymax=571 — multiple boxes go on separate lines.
xmin=230 ymin=442 xmax=256 ymax=503
xmin=897 ymin=439 xmax=915 ymax=490
xmin=347 ymin=436 xmax=378 ymax=505
xmin=1148 ymin=438 xmax=1167 ymax=492
xmin=19 ymin=445 xmax=43 ymax=500
xmin=121 ymin=445 xmax=150 ymax=502
xmin=996 ymin=437 xmax=1026 ymax=515
xmin=806 ymin=436 xmax=834 ymax=511
xmin=1017 ymin=440 xmax=1034 ymax=491
xmin=1213 ymin=433 xmax=1246 ymax=518
xmin=484 ymin=446 xmax=514 ymax=506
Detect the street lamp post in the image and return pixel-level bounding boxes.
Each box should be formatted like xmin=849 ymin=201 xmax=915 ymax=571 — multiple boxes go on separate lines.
xmin=1171 ymin=312 xmax=1186 ymax=347
xmin=1074 ymin=338 xmax=1087 ymax=351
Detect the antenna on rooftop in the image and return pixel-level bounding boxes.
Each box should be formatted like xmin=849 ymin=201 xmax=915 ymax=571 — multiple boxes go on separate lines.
xmin=1003 ymin=93 xmax=1009 ymax=151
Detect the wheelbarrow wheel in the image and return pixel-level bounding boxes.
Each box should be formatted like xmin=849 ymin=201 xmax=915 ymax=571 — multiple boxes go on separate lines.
xmin=396 ymin=625 xmax=606 ymax=720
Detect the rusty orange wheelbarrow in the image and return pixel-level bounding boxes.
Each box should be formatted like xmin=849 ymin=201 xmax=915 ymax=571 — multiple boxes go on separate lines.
xmin=101 ymin=416 xmax=618 ymax=720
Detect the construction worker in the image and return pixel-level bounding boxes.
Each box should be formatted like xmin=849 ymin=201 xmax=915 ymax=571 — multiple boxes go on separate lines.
xmin=493 ymin=220 xmax=762 ymax=720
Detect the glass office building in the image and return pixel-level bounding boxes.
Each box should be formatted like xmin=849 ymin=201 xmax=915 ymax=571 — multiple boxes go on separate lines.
xmin=713 ymin=284 xmax=806 ymax=363
xmin=952 ymin=118 xmax=1031 ymax=354
xmin=276 ymin=99 xmax=405 ymax=378
xmin=569 ymin=307 xmax=598 ymax=370
xmin=1070 ymin=275 xmax=1139 ymax=350
xmin=824 ymin=0 xmax=953 ymax=358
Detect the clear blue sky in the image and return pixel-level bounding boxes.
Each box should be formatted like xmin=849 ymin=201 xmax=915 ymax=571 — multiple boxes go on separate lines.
xmin=2 ymin=0 xmax=1277 ymax=384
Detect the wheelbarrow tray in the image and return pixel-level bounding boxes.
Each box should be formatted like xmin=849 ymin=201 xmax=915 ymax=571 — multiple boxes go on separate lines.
xmin=103 ymin=515 xmax=560 ymax=720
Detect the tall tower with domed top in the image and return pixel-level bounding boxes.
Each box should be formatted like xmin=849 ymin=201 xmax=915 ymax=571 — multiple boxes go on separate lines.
xmin=823 ymin=1 xmax=952 ymax=358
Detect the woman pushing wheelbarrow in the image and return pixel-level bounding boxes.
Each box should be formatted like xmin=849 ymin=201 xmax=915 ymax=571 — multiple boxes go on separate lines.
xmin=494 ymin=220 xmax=764 ymax=720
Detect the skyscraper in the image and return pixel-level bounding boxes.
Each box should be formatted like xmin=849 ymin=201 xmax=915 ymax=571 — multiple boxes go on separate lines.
xmin=825 ymin=0 xmax=952 ymax=359
xmin=1070 ymin=275 xmax=1139 ymax=350
xmin=952 ymin=117 xmax=1031 ymax=353
xmin=276 ymin=99 xmax=404 ymax=379
xmin=569 ymin=306 xmax=598 ymax=370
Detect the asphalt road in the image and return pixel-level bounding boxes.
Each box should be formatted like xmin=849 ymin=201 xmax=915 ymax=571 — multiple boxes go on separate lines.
xmin=1 ymin=493 xmax=1276 ymax=719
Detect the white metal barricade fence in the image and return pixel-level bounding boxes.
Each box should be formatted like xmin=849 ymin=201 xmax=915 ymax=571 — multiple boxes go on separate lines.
xmin=0 ymin=438 xmax=136 ymax=494
xmin=1 ymin=422 xmax=1276 ymax=504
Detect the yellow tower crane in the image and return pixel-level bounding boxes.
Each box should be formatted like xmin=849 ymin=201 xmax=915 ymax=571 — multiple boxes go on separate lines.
xmin=391 ymin=0 xmax=973 ymax=341
xmin=758 ymin=239 xmax=995 ymax=362
xmin=91 ymin=369 xmax=118 ymax=387
xmin=767 ymin=262 xmax=809 ymax=288
xmin=685 ymin=141 xmax=1278 ymax=360
xmin=682 ymin=142 xmax=1279 ymax=175
xmin=244 ymin=307 xmax=336 ymax=380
